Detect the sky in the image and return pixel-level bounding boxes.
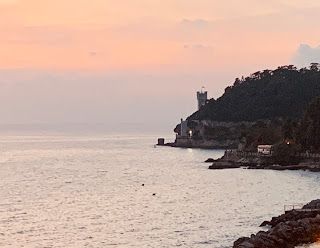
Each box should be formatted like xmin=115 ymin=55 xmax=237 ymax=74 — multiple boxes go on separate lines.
xmin=1 ymin=0 xmax=320 ymax=134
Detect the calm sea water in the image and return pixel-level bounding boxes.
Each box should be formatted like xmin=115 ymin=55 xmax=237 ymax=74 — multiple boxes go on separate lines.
xmin=1 ymin=134 xmax=320 ymax=248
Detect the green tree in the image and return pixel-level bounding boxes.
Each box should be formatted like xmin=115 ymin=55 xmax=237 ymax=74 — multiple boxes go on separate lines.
xmin=298 ymin=97 xmax=320 ymax=151
xmin=273 ymin=143 xmax=300 ymax=165
xmin=187 ymin=63 xmax=320 ymax=123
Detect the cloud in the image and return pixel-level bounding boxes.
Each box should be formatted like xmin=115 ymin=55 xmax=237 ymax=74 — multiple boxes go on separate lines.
xmin=292 ymin=44 xmax=320 ymax=67
xmin=89 ymin=51 xmax=97 ymax=57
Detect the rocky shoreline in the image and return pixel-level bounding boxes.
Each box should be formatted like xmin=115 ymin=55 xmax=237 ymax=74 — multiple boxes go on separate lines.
xmin=159 ymin=141 xmax=232 ymax=149
xmin=233 ymin=200 xmax=320 ymax=248
xmin=207 ymin=161 xmax=320 ymax=172
xmin=206 ymin=151 xmax=320 ymax=172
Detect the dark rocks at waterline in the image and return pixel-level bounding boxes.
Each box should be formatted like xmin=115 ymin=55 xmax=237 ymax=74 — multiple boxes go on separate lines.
xmin=206 ymin=155 xmax=320 ymax=172
xmin=208 ymin=161 xmax=241 ymax=170
xmin=234 ymin=216 xmax=320 ymax=248
xmin=206 ymin=149 xmax=320 ymax=172
xmin=247 ymin=164 xmax=320 ymax=172
xmin=260 ymin=209 xmax=320 ymax=228
xmin=233 ymin=199 xmax=320 ymax=248
xmin=156 ymin=142 xmax=174 ymax=147
xmin=207 ymin=155 xmax=256 ymax=170
xmin=204 ymin=158 xmax=215 ymax=163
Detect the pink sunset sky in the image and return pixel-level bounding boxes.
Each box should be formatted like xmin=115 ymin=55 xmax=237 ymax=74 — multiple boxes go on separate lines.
xmin=1 ymin=0 xmax=320 ymax=133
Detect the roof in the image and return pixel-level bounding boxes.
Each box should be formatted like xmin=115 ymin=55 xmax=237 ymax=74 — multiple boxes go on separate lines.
xmin=258 ymin=145 xmax=273 ymax=149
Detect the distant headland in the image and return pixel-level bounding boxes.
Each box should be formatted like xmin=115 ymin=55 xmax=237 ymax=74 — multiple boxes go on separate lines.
xmin=158 ymin=63 xmax=320 ymax=248
xmin=159 ymin=64 xmax=320 ymax=163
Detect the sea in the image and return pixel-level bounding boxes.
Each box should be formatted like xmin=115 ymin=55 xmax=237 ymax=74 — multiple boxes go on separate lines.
xmin=1 ymin=133 xmax=320 ymax=248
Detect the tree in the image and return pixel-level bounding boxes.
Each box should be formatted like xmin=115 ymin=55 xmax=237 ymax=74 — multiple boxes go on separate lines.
xmin=273 ymin=143 xmax=300 ymax=165
xmin=298 ymin=97 xmax=320 ymax=151
xmin=187 ymin=63 xmax=320 ymax=123
xmin=282 ymin=119 xmax=298 ymax=143
xmin=310 ymin=63 xmax=320 ymax=72
xmin=234 ymin=78 xmax=241 ymax=86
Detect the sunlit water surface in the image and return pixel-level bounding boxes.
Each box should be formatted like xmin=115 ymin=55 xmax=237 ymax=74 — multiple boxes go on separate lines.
xmin=1 ymin=134 xmax=320 ymax=248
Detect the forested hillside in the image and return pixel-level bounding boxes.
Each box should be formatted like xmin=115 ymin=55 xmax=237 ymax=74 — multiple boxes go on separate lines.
xmin=188 ymin=64 xmax=320 ymax=122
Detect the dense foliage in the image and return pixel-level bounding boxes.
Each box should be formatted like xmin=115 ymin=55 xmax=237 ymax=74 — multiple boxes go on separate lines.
xmin=241 ymin=120 xmax=283 ymax=151
xmin=297 ymin=96 xmax=320 ymax=151
xmin=188 ymin=64 xmax=320 ymax=122
xmin=272 ymin=143 xmax=301 ymax=165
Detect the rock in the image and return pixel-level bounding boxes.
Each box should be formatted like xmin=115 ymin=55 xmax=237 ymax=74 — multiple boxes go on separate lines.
xmin=236 ymin=158 xmax=256 ymax=167
xmin=204 ymin=158 xmax=215 ymax=163
xmin=234 ymin=199 xmax=320 ymax=248
xmin=260 ymin=221 xmax=270 ymax=227
xmin=233 ymin=237 xmax=252 ymax=248
xmin=309 ymin=167 xmax=320 ymax=172
xmin=208 ymin=161 xmax=240 ymax=170
xmin=206 ymin=149 xmax=320 ymax=173
xmin=303 ymin=199 xmax=320 ymax=209
xmin=260 ymin=209 xmax=320 ymax=228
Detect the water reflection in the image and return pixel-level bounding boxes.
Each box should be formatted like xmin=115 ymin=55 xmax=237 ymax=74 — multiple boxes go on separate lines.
xmin=0 ymin=135 xmax=320 ymax=248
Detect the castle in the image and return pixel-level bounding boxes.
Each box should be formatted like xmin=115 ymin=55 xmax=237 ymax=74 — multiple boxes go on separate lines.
xmin=178 ymin=88 xmax=208 ymax=138
xmin=158 ymin=88 xmax=210 ymax=147
xmin=197 ymin=87 xmax=208 ymax=110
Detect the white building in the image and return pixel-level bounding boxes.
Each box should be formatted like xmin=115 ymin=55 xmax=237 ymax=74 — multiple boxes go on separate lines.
xmin=257 ymin=145 xmax=273 ymax=155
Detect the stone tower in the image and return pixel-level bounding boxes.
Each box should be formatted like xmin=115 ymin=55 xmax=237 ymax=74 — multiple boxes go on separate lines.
xmin=197 ymin=87 xmax=207 ymax=110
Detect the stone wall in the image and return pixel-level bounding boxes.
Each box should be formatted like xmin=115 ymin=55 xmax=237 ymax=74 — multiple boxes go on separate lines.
xmin=173 ymin=136 xmax=238 ymax=149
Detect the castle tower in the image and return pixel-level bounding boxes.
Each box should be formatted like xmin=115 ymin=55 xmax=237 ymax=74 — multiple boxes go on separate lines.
xmin=197 ymin=87 xmax=207 ymax=110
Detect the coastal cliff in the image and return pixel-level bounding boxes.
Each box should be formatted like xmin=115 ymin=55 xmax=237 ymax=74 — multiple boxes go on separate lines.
xmin=173 ymin=119 xmax=282 ymax=150
xmin=173 ymin=121 xmax=255 ymax=149
xmin=172 ymin=64 xmax=320 ymax=150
